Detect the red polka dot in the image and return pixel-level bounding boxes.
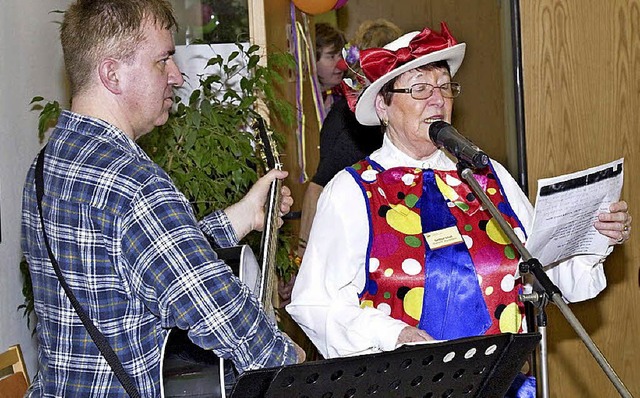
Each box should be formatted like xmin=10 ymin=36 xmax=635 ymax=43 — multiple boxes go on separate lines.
xmin=370 ymin=233 xmax=400 ymax=258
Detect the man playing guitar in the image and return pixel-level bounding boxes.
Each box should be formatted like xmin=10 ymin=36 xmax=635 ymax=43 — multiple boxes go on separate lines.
xmin=21 ymin=1 xmax=304 ymax=397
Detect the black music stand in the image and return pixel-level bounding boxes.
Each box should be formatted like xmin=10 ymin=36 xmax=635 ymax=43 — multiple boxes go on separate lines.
xmin=230 ymin=332 xmax=540 ymax=397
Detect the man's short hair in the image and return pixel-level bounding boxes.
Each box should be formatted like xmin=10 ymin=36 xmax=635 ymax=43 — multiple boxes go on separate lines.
xmin=61 ymin=0 xmax=178 ymax=96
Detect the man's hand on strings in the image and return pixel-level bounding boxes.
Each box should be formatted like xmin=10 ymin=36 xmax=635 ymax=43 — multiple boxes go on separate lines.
xmin=225 ymin=169 xmax=292 ymax=240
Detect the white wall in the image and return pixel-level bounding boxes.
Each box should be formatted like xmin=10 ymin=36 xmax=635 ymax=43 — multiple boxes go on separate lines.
xmin=0 ymin=0 xmax=71 ymax=377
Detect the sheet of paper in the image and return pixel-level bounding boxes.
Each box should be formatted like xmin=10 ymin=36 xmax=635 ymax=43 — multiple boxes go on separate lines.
xmin=524 ymin=158 xmax=624 ymax=266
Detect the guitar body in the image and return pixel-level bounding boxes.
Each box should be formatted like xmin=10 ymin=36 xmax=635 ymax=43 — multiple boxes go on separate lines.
xmin=160 ymin=246 xmax=261 ymax=398
xmin=161 ymin=329 xmax=227 ymax=398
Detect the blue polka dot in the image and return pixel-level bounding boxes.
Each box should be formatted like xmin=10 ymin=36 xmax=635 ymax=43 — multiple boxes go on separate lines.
xmin=368 ymin=280 xmax=379 ymax=295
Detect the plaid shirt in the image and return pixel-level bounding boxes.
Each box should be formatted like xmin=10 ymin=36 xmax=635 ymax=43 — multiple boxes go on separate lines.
xmin=22 ymin=110 xmax=297 ymax=397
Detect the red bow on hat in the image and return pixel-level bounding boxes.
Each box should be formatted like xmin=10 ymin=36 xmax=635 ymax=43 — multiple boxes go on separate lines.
xmin=359 ymin=22 xmax=458 ymax=84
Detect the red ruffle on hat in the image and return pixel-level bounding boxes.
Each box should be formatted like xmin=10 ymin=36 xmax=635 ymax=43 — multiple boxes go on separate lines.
xmin=359 ymin=23 xmax=458 ymax=84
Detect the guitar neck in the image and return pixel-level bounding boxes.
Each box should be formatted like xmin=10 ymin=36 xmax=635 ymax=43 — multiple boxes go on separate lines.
xmin=254 ymin=115 xmax=282 ymax=313
xmin=257 ymin=169 xmax=281 ymax=310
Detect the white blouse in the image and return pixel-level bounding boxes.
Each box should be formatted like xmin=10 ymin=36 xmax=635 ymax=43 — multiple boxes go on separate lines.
xmin=287 ymin=135 xmax=608 ymax=359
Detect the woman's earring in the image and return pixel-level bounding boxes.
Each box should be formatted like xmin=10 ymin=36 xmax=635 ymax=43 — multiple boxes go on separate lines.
xmin=381 ymin=119 xmax=389 ymax=127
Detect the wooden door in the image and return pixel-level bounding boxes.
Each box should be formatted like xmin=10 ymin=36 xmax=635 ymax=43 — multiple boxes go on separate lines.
xmin=521 ymin=0 xmax=640 ymax=396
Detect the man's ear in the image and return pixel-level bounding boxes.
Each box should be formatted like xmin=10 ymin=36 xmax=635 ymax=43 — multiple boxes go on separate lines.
xmin=98 ymin=58 xmax=122 ymax=94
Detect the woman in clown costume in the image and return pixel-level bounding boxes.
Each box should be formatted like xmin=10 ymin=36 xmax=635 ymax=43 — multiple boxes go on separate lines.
xmin=286 ymin=22 xmax=632 ymax=395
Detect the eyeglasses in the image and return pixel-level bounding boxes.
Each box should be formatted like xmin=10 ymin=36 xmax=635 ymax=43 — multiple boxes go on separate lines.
xmin=388 ymin=82 xmax=461 ymax=100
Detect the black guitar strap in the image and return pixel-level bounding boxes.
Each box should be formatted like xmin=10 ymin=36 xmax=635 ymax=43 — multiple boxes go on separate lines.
xmin=35 ymin=146 xmax=141 ymax=398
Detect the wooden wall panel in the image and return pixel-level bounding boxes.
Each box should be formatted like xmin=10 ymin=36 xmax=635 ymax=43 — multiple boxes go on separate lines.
xmin=521 ymin=0 xmax=640 ymax=396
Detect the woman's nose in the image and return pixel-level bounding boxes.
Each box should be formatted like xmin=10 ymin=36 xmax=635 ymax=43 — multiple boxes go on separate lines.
xmin=427 ymin=86 xmax=446 ymax=106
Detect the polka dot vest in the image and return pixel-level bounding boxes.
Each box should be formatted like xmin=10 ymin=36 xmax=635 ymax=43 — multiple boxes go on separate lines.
xmin=347 ymin=158 xmax=527 ymax=339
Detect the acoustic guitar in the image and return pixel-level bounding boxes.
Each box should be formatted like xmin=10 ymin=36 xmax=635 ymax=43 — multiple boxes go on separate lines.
xmin=160 ymin=116 xmax=282 ymax=398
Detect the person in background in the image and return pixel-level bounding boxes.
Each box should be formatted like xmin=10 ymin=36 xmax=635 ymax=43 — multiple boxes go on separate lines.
xmin=315 ymin=22 xmax=347 ymax=112
xmin=287 ymin=22 xmax=631 ymax=396
xmin=21 ymin=1 xmax=303 ymax=396
xmin=279 ymin=19 xmax=403 ymax=307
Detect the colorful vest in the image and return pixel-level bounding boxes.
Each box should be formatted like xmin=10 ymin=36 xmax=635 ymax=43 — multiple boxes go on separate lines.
xmin=348 ymin=158 xmax=527 ymax=340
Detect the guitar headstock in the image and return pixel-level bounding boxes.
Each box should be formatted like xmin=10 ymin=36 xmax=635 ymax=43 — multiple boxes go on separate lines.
xmin=253 ymin=116 xmax=281 ymax=172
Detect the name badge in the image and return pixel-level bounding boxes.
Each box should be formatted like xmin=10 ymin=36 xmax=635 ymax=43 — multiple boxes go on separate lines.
xmin=424 ymin=226 xmax=464 ymax=250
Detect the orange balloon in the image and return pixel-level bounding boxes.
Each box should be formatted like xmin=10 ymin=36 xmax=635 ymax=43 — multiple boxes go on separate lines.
xmin=292 ymin=0 xmax=338 ymax=15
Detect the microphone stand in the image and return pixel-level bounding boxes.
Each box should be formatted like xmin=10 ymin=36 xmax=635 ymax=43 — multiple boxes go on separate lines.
xmin=455 ymin=161 xmax=632 ymax=398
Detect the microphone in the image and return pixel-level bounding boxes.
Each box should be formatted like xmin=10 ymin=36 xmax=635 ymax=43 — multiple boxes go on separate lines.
xmin=428 ymin=121 xmax=489 ymax=169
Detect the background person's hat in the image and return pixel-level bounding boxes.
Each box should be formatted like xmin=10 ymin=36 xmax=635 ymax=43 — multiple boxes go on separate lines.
xmin=354 ymin=22 xmax=466 ymax=126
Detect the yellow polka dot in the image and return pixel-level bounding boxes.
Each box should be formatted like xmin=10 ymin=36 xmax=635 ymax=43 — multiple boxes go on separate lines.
xmin=485 ymin=286 xmax=494 ymax=295
xmin=487 ymin=187 xmax=497 ymax=195
xmin=403 ymin=287 xmax=424 ymax=321
xmin=486 ymin=218 xmax=511 ymax=245
xmin=386 ymin=204 xmax=422 ymax=235
xmin=435 ymin=175 xmax=459 ymax=201
xmin=384 ymin=268 xmax=394 ymax=277
xmin=499 ymin=302 xmax=522 ymax=333
xmin=366 ymin=191 xmax=372 ymax=198
xmin=360 ymin=300 xmax=374 ymax=309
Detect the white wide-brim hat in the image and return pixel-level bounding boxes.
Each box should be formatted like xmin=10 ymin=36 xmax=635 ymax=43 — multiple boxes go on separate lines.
xmin=355 ymin=24 xmax=466 ymax=126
